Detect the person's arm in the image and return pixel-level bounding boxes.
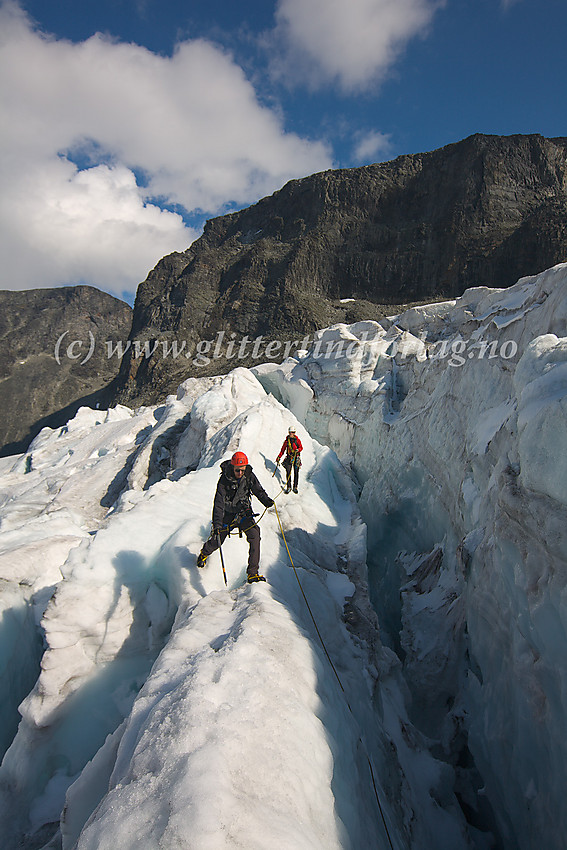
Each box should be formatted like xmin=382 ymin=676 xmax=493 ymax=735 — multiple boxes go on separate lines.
xmin=212 ymin=480 xmax=226 ymax=530
xmin=250 ymin=472 xmax=274 ymax=507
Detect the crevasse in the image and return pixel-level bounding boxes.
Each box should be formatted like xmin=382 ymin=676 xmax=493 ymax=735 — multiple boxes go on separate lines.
xmin=0 ymin=265 xmax=565 ymax=849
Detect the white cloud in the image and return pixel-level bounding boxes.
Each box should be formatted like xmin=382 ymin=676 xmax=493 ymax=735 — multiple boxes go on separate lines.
xmin=352 ymin=130 xmax=392 ymax=163
xmin=273 ymin=0 xmax=442 ymax=92
xmin=2 ymin=157 xmax=194 ymax=294
xmin=0 ymin=2 xmax=332 ymax=295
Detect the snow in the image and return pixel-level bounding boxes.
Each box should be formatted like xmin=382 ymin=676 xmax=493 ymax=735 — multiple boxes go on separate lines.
xmin=0 ymin=264 xmax=566 ymax=849
xmin=0 ymin=369 xmax=418 ymax=849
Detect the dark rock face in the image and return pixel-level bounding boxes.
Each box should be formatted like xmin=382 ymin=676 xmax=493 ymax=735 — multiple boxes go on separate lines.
xmin=4 ymin=134 xmax=565 ymax=451
xmin=0 ymin=287 xmax=132 ymax=457
xmin=115 ymin=133 xmax=567 ymax=406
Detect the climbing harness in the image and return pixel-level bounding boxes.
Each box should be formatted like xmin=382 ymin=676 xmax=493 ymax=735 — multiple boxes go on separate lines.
xmin=282 ymin=450 xmax=299 ymax=492
xmin=276 ymin=436 xmax=302 ymax=491
xmin=208 ymin=491 xmax=286 ymax=585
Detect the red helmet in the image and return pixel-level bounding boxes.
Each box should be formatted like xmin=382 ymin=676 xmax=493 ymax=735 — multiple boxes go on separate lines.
xmin=231 ymin=451 xmax=248 ymax=467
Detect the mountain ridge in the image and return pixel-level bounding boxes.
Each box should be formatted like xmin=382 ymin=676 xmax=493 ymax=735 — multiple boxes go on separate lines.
xmin=2 ymin=132 xmax=567 ymax=455
xmin=0 ymin=286 xmax=132 ymax=457
xmin=113 ymin=132 xmax=567 ymax=406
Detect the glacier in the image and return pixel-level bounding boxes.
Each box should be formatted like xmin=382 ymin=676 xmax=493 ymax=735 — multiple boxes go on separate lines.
xmin=0 ymin=263 xmax=565 ymax=849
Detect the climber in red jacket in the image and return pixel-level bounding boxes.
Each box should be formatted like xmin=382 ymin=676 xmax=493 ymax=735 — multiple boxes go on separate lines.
xmin=276 ymin=427 xmax=303 ymax=493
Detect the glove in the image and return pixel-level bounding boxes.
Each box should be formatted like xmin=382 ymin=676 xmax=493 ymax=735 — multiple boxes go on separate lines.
xmin=213 ymin=525 xmax=222 ymax=536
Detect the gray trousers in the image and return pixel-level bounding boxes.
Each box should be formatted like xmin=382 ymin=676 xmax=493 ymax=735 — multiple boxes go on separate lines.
xmin=202 ymin=513 xmax=261 ymax=575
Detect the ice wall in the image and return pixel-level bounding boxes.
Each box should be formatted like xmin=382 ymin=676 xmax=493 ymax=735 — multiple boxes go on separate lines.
xmin=254 ymin=263 xmax=567 ymax=850
xmin=1 ymin=265 xmax=565 ymax=850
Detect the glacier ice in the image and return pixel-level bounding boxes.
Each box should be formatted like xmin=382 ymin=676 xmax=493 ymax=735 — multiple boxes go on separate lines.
xmin=0 ymin=264 xmax=566 ymax=849
xmin=255 ymin=262 xmax=567 ymax=850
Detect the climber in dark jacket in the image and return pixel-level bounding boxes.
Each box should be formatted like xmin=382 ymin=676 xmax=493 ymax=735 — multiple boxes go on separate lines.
xmin=197 ymin=451 xmax=274 ymax=583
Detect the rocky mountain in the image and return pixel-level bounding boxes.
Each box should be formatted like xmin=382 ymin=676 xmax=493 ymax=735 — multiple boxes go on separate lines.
xmin=2 ymin=133 xmax=566 ymax=454
xmin=114 ymin=132 xmax=567 ymax=406
xmin=0 ymin=287 xmax=132 ymax=457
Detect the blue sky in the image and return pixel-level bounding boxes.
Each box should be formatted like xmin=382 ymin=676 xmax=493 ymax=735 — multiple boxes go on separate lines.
xmin=0 ymin=0 xmax=565 ymax=301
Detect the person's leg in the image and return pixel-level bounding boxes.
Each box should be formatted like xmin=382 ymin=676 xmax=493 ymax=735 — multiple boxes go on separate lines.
xmin=199 ymin=526 xmax=228 ymax=560
xmin=293 ymin=458 xmax=300 ymax=491
xmin=283 ymin=458 xmax=292 ymax=491
xmin=241 ymin=517 xmax=261 ymax=576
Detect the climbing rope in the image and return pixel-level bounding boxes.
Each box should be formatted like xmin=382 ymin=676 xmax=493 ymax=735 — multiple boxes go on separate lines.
xmin=213 ymin=484 xmax=287 ymax=582
xmin=211 ymin=475 xmax=396 ymax=847
xmin=273 ymin=454 xmax=299 ymax=490
xmin=274 ymin=502 xmax=345 ymax=694
xmin=272 ymin=501 xmax=396 ymax=850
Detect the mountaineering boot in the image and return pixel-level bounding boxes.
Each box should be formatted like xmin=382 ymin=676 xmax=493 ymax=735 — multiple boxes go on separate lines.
xmin=247 ymin=573 xmax=266 ymax=584
xmin=293 ymin=486 xmax=298 ymax=493
xmin=284 ymin=484 xmax=291 ymax=493
xmin=196 ymin=551 xmax=207 ymax=569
